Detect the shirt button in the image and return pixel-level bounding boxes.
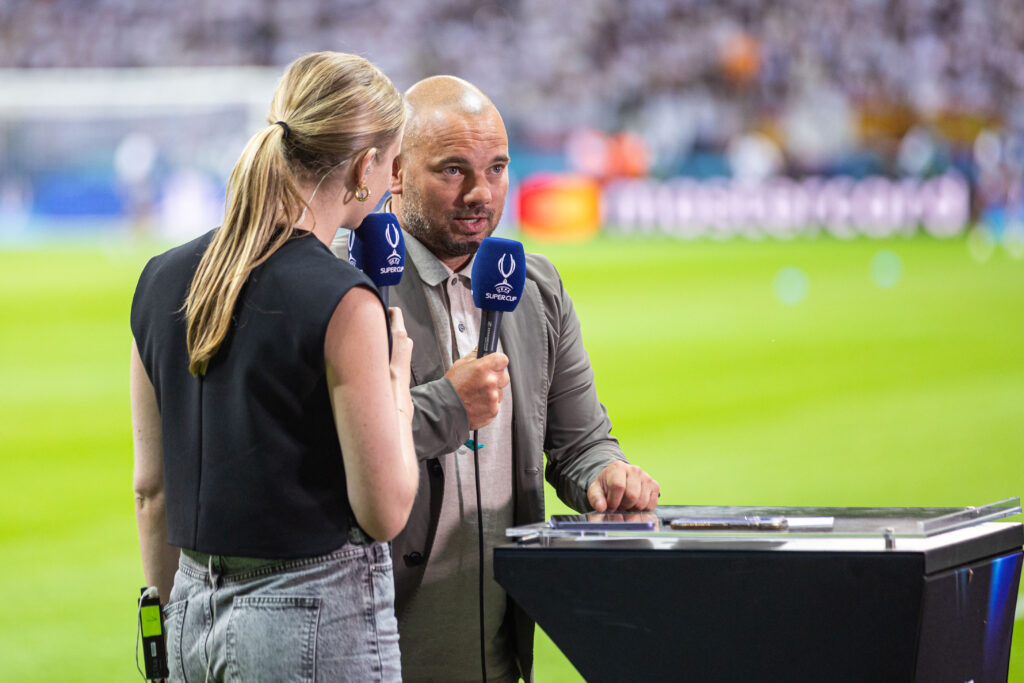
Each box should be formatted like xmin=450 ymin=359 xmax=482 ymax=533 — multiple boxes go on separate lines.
xmin=450 ymin=277 xmax=458 ymax=286
xmin=457 ymin=322 xmax=466 ymax=333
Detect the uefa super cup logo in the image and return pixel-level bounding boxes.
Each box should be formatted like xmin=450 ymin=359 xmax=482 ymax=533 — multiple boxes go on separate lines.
xmin=495 ymin=253 xmax=515 ymax=295
xmin=347 ymin=236 xmax=358 ymax=266
xmin=385 ymin=223 xmax=402 ymax=266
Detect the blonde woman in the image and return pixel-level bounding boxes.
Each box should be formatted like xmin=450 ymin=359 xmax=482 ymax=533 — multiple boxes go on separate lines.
xmin=130 ymin=52 xmax=417 ymax=681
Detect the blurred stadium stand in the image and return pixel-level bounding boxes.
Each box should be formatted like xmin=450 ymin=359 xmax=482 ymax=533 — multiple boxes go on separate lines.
xmin=1 ymin=0 xmax=1022 ymax=241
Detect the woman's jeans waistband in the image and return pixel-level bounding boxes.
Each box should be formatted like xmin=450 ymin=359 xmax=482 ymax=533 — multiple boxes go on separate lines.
xmin=179 ymin=541 xmax=391 ymax=582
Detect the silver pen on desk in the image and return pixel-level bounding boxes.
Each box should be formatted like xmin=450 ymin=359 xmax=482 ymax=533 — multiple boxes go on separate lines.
xmin=669 ymin=516 xmax=789 ymax=531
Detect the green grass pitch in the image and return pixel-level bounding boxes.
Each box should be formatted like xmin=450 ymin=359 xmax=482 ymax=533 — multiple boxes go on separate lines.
xmin=0 ymin=231 xmax=1021 ymax=680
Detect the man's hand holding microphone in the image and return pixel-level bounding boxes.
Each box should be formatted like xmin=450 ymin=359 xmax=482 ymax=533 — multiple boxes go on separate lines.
xmin=444 ymin=350 xmax=509 ymax=430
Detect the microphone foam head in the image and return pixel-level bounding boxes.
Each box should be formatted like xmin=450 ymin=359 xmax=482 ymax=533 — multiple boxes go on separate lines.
xmin=355 ymin=212 xmax=405 ymax=286
xmin=471 ymin=236 xmax=526 ymax=312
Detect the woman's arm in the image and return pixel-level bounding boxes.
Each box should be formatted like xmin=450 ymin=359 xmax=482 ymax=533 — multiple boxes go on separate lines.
xmin=325 ymin=287 xmax=418 ymax=541
xmin=130 ymin=339 xmax=180 ymax=601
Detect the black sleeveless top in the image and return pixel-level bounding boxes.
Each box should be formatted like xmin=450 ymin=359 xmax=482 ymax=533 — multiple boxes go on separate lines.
xmin=131 ymin=229 xmax=384 ymax=557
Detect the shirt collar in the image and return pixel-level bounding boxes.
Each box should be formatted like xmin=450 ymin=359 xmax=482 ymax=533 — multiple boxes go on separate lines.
xmin=399 ymin=224 xmax=477 ymax=288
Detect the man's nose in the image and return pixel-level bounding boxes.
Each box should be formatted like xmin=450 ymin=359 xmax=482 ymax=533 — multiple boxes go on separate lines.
xmin=463 ymin=175 xmax=492 ymax=206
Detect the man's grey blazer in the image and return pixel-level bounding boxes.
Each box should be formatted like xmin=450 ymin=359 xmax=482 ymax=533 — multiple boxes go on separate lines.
xmin=357 ymin=237 xmax=628 ymax=680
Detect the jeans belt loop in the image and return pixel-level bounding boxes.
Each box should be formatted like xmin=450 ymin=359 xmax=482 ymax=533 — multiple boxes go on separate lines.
xmin=347 ymin=524 xmax=371 ymax=546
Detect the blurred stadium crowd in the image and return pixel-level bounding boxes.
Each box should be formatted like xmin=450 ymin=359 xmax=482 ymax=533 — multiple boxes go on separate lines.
xmin=1 ymin=0 xmax=1022 ymax=239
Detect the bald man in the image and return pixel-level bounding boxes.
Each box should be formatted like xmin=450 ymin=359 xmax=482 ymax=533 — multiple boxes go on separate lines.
xmin=334 ymin=77 xmax=659 ymax=683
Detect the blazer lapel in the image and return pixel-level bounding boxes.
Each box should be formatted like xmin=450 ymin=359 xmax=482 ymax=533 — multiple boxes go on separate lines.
xmin=500 ymin=277 xmax=548 ymax=524
xmin=499 ymin=280 xmax=544 ymax=418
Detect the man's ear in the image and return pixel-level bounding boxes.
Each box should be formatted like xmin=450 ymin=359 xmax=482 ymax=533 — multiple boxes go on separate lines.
xmin=389 ymin=154 xmax=404 ymax=196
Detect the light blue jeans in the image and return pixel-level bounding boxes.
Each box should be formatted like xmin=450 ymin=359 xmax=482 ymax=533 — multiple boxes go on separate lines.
xmin=162 ymin=541 xmax=401 ymax=682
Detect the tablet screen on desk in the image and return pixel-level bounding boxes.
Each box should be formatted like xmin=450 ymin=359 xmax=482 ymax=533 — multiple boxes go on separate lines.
xmin=549 ymin=513 xmax=659 ymax=531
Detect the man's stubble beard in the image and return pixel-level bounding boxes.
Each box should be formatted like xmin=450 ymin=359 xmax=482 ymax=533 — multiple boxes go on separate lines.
xmin=399 ymin=183 xmax=498 ymax=262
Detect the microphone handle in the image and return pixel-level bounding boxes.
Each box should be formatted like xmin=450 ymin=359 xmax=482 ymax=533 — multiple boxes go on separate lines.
xmin=379 ymin=286 xmax=390 ymax=309
xmin=476 ymin=310 xmax=502 ymax=357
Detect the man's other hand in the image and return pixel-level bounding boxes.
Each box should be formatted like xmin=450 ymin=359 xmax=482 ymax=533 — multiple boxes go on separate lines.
xmin=588 ymin=462 xmax=660 ymax=512
xmin=444 ymin=349 xmax=510 ymax=430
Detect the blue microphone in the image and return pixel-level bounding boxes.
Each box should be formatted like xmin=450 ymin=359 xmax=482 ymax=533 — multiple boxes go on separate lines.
xmin=353 ymin=212 xmax=404 ymax=306
xmin=469 ymin=237 xmax=526 ymax=683
xmin=470 ymin=236 xmax=526 ymax=356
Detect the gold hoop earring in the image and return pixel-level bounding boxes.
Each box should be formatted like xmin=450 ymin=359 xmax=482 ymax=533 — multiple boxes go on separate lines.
xmin=355 ymin=185 xmax=371 ymax=202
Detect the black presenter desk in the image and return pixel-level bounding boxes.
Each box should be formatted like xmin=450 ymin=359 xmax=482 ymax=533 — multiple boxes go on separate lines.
xmin=494 ymin=500 xmax=1022 ymax=682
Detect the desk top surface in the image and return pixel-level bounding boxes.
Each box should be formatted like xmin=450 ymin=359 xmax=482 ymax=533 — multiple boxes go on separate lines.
xmin=501 ymin=501 xmax=1023 ymax=573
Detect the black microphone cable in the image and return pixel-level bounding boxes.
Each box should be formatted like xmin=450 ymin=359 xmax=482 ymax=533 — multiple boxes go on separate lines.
xmin=467 ymin=236 xmax=525 ymax=683
xmin=472 ymin=306 xmax=503 ymax=683
xmin=472 ymin=428 xmax=487 ymax=683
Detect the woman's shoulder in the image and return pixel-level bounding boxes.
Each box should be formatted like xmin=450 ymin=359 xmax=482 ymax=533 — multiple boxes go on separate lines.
xmin=262 ymin=232 xmax=378 ymax=303
xmin=275 ymin=233 xmax=370 ymax=279
xmin=140 ymin=229 xmax=216 ymax=281
xmin=133 ymin=229 xmax=217 ymax=312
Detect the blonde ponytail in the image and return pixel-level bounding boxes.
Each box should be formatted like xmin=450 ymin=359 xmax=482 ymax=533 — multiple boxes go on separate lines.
xmin=182 ymin=52 xmax=404 ymax=376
